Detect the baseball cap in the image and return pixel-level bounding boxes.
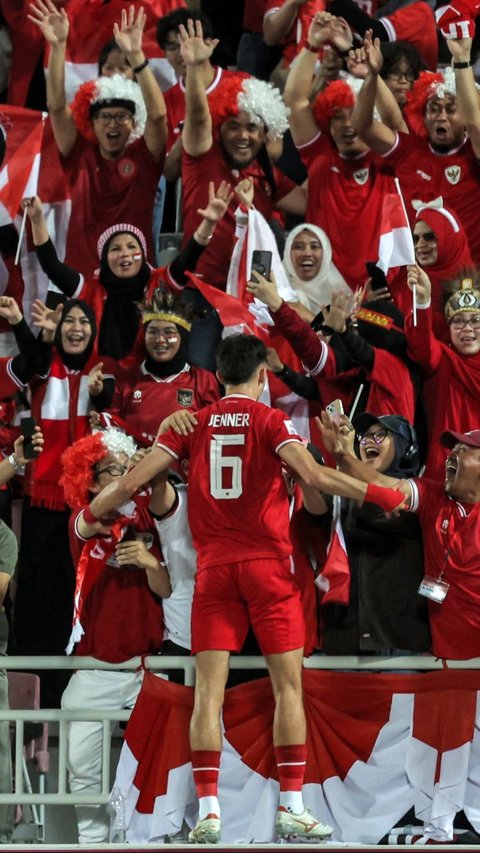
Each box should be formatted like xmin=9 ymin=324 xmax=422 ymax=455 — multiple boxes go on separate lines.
xmin=440 ymin=429 xmax=480 ymax=449
xmin=352 ymin=412 xmax=413 ymax=441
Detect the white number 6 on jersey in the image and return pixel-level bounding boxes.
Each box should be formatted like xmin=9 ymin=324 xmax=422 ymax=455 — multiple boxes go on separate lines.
xmin=210 ymin=434 xmax=245 ymax=499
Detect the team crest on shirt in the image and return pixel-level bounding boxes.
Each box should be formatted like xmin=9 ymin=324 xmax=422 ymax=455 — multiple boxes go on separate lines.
xmin=133 ymin=389 xmax=142 ymax=402
xmin=118 ymin=158 xmax=136 ymax=178
xmin=353 ymin=168 xmax=369 ymax=185
xmin=177 ymin=388 xmax=194 ymax=407
xmin=445 ymin=165 xmax=461 ymax=185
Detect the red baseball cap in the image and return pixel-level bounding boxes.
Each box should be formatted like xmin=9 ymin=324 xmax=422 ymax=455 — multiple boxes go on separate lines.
xmin=440 ymin=429 xmax=480 ymax=449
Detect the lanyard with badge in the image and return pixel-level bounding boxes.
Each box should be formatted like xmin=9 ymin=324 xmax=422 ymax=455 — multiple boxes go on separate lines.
xmin=417 ymin=501 xmax=467 ymax=604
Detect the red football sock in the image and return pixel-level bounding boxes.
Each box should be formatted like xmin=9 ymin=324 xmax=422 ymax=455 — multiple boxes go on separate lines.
xmin=274 ymin=744 xmax=307 ymax=791
xmin=191 ymin=750 xmax=221 ymax=798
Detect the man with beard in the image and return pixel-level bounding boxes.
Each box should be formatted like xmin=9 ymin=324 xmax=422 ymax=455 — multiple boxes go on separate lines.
xmin=353 ymin=30 xmax=480 ymax=262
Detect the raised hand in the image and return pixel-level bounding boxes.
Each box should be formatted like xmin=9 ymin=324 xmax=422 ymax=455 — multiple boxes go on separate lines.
xmin=157 ymin=409 xmax=198 ymax=436
xmin=31 ymin=299 xmax=63 ymax=335
xmin=447 ymin=36 xmax=473 ymax=62
xmin=346 ymin=46 xmax=369 ymax=80
xmin=22 ymin=195 xmax=45 ymax=222
xmin=178 ymin=18 xmax=219 ymax=66
xmin=113 ymin=4 xmax=146 ymax=58
xmin=234 ymin=177 xmax=255 ymax=209
xmin=307 ymin=11 xmax=336 ymax=49
xmin=28 ymin=0 xmax=69 ymax=44
xmin=246 ymin=269 xmax=282 ymax=311
xmin=364 ymin=29 xmax=383 ymax=74
xmin=0 ymin=296 xmax=22 ymax=326
xmin=316 ymin=410 xmax=356 ymax=456
xmin=88 ymin=362 xmax=105 ymax=397
xmin=321 ymin=291 xmax=353 ymax=333
xmin=266 ymin=347 xmax=284 ymax=373
xmin=197 ymin=181 xmax=234 ymax=222
xmin=329 ymin=16 xmax=353 ymax=53
xmin=407 ymin=264 xmax=431 ymax=304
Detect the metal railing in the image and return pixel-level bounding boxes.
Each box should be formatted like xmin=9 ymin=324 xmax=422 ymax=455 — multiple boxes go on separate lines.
xmin=1 ymin=653 xmax=480 ymax=808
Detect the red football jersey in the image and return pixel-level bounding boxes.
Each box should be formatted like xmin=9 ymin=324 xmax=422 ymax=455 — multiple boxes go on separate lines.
xmin=297 ymin=132 xmax=397 ymax=288
xmin=61 ymin=135 xmax=164 ymax=271
xmin=109 ymin=362 xmax=220 ymax=445
xmin=380 ymin=2 xmax=438 ymax=72
xmin=158 ymin=394 xmax=302 ymax=568
xmin=182 ymin=141 xmax=296 ymax=288
xmin=382 ymin=133 xmax=480 ymax=263
xmin=409 ymin=478 xmax=480 ymax=660
xmin=263 ymin=0 xmax=325 ymax=66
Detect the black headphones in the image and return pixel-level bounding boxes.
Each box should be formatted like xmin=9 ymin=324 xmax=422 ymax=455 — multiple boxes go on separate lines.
xmin=396 ymin=417 xmax=420 ymax=471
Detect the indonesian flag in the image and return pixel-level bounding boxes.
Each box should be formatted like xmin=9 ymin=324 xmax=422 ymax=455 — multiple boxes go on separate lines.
xmin=315 ymin=494 xmax=350 ymax=605
xmin=49 ymin=0 xmax=187 ymax=102
xmin=186 ymin=272 xmax=257 ymax=333
xmin=0 ymin=106 xmax=71 ymax=328
xmin=377 ymin=179 xmax=415 ymax=275
xmin=113 ymin=669 xmax=480 ymax=844
xmin=0 ymin=114 xmax=45 ymax=226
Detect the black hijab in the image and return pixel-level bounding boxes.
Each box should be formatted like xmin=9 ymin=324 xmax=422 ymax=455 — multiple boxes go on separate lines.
xmin=54 ymin=299 xmax=97 ymax=370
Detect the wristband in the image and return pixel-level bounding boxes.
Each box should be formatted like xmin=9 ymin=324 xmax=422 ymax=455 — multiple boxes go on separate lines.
xmin=132 ymin=58 xmax=149 ymax=74
xmin=303 ymin=40 xmax=319 ymax=53
xmin=83 ymin=506 xmax=99 ymax=525
xmin=453 ymin=60 xmax=471 ymax=68
xmin=365 ymin=482 xmax=405 ymax=513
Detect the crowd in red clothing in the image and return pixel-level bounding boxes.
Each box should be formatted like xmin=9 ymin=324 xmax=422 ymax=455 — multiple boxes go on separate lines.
xmin=1 ymin=0 xmax=480 ymax=843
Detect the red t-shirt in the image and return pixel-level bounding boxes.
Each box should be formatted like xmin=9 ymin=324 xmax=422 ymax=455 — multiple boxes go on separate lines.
xmin=61 ymin=135 xmax=164 ymax=271
xmin=380 ymin=2 xmax=438 ymax=72
xmin=244 ymin=0 xmax=269 ymax=31
xmin=109 ymin=362 xmax=220 ymax=445
xmin=297 ymin=132 xmax=396 ymax=288
xmin=69 ymin=502 xmax=164 ymax=662
xmin=409 ymin=478 xmax=480 ymax=660
xmin=182 ymin=141 xmax=296 ymax=288
xmin=382 ymin=133 xmax=480 ymax=263
xmin=157 ymin=394 xmax=302 ymax=568
xmin=263 ymin=0 xmax=325 ymax=66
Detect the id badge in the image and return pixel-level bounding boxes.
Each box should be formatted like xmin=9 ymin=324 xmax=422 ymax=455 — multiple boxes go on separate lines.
xmin=418 ymin=576 xmax=450 ymax=603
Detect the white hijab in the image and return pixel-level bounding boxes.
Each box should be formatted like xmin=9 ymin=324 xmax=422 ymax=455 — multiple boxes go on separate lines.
xmin=283 ymin=224 xmax=351 ymax=315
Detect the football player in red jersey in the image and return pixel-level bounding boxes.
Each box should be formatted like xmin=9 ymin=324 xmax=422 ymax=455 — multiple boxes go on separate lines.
xmin=89 ymin=332 xmax=406 ymax=843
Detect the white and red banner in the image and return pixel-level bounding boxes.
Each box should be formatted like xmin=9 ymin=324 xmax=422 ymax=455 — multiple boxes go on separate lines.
xmin=377 ymin=179 xmax=416 ymax=275
xmin=114 ymin=669 xmax=480 ymax=845
xmin=0 ymin=105 xmax=71 ymax=331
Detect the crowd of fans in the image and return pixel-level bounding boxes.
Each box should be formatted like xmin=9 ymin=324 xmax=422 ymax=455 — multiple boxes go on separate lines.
xmin=1 ymin=0 xmax=480 ymax=844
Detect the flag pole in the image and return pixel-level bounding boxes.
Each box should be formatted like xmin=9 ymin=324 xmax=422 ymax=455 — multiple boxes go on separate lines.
xmin=412 ymin=282 xmax=417 ymax=327
xmin=14 ymin=207 xmax=28 ymax=265
xmin=349 ymin=383 xmax=364 ymax=420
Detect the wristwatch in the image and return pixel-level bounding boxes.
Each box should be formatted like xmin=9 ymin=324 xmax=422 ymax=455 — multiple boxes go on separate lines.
xmin=8 ymin=453 xmax=23 ymax=472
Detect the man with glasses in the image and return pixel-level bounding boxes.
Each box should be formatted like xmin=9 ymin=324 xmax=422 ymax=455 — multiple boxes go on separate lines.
xmin=353 ymin=30 xmax=480 ymax=262
xmin=59 ymin=427 xmax=172 ymax=844
xmin=29 ymin=0 xmax=167 ymax=271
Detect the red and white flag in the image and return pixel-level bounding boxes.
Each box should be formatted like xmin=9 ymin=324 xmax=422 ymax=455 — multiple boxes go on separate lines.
xmin=114 ymin=669 xmax=480 ymax=845
xmin=315 ymin=494 xmax=350 ymax=605
xmin=377 ymin=179 xmax=415 ymax=274
xmin=186 ymin=272 xmax=257 ymax=333
xmin=0 ymin=113 xmax=45 ymax=225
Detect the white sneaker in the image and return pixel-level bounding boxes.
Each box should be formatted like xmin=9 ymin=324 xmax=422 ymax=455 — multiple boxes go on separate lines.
xmin=275 ymin=806 xmax=333 ymax=840
xmin=188 ymin=814 xmax=221 ymax=844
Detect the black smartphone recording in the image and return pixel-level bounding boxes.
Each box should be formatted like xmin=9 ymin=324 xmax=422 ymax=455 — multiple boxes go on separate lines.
xmin=251 ymin=250 xmax=272 ymax=280
xmin=20 ymin=416 xmax=37 ymax=460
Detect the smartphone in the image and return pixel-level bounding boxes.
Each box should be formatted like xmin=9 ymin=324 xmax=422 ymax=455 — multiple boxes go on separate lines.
xmin=251 ymin=250 xmax=272 ymax=280
xmin=365 ymin=262 xmax=388 ymax=292
xmin=121 ymin=524 xmax=137 ymax=542
xmin=20 ymin=416 xmax=37 ymax=460
xmin=325 ymin=399 xmax=344 ymax=425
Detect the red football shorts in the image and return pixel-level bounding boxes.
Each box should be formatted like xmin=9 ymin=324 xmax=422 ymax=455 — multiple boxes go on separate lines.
xmin=191 ymin=557 xmax=305 ymax=655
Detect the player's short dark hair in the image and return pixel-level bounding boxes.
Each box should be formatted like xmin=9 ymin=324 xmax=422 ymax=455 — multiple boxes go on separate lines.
xmin=380 ymin=40 xmax=426 ymax=80
xmin=216 ymin=334 xmax=268 ymax=385
xmin=156 ymin=9 xmax=214 ymax=48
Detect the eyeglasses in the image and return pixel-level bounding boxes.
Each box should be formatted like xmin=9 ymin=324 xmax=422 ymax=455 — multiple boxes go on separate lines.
xmin=96 ymin=463 xmax=128 ymax=477
xmin=145 ymin=328 xmax=179 ymax=340
xmin=93 ymin=111 xmax=133 ymax=126
xmin=450 ymin=315 xmax=480 ymax=329
xmin=412 ymin=231 xmax=436 ymax=246
xmin=357 ymin=429 xmax=389 ymax=446
xmin=386 ymin=70 xmax=415 ymax=83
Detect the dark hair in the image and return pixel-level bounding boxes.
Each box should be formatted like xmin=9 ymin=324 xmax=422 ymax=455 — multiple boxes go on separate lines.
xmin=0 ymin=126 xmax=5 ymax=169
xmin=216 ymin=334 xmax=268 ymax=385
xmin=380 ymin=40 xmax=426 ymax=80
xmin=156 ymin=9 xmax=214 ymax=48
xmin=98 ymin=39 xmax=130 ymax=75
